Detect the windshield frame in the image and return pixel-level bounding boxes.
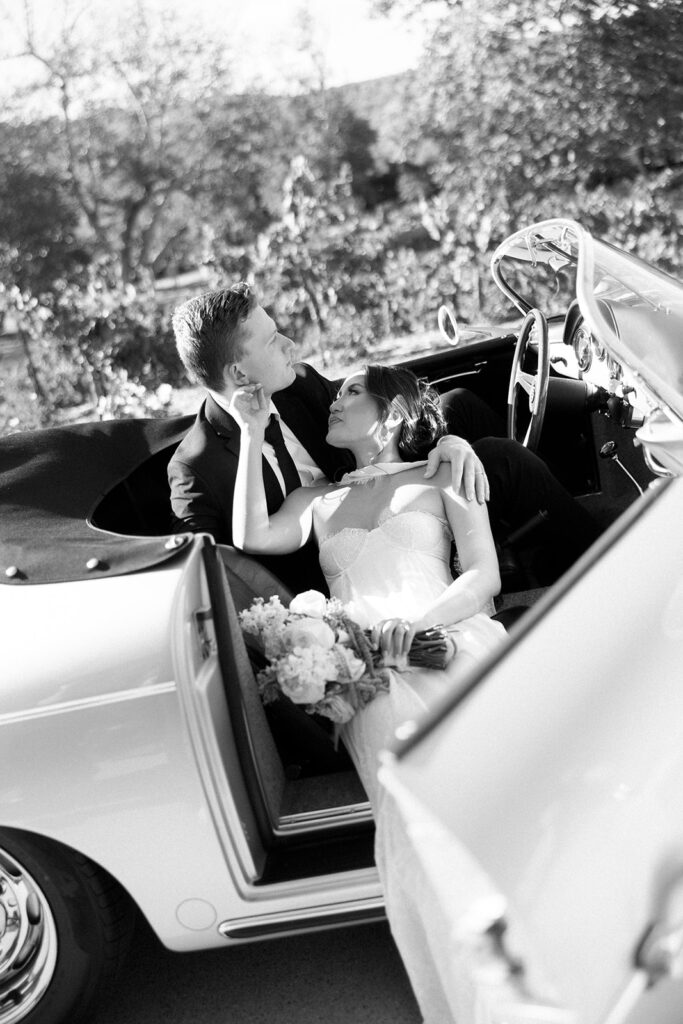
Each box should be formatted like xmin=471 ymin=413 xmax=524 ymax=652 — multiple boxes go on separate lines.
xmin=491 ymin=218 xmax=683 ymax=421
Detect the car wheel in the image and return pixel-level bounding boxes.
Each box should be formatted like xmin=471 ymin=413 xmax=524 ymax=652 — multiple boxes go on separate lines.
xmin=0 ymin=828 xmax=136 ymax=1024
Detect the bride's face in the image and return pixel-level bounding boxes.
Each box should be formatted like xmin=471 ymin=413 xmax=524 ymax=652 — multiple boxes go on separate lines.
xmin=326 ymin=372 xmax=383 ymax=449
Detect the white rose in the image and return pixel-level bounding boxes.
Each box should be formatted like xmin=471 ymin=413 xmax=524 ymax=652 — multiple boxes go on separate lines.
xmin=289 ymin=590 xmax=328 ymax=618
xmin=276 ymin=647 xmax=335 ymax=704
xmin=280 ymin=673 xmax=327 ymax=705
xmin=283 ymin=618 xmax=336 ymax=650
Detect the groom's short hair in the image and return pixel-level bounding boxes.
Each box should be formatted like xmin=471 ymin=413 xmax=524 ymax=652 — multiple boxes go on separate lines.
xmin=172 ymin=283 xmax=255 ymax=391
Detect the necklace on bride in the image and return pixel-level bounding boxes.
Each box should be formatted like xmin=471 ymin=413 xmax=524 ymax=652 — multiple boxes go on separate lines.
xmin=339 ymin=461 xmax=428 ymax=486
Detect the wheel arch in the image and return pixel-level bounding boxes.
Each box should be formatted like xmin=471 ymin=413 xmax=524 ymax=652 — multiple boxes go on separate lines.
xmin=0 ymin=824 xmax=137 ymax=1024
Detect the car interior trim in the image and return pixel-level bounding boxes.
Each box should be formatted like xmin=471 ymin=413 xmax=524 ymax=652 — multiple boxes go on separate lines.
xmin=276 ymin=802 xmax=374 ymax=834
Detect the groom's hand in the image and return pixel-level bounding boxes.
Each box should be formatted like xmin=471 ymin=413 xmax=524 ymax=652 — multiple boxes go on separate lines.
xmin=424 ymin=435 xmax=489 ymax=503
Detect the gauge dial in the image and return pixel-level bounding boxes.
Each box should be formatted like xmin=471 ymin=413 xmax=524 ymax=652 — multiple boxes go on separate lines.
xmin=573 ymin=324 xmax=593 ymax=372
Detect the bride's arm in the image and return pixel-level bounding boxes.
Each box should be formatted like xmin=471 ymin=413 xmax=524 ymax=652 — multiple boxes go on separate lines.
xmin=231 ymin=385 xmax=318 ymax=555
xmin=413 ymin=471 xmax=501 ymax=631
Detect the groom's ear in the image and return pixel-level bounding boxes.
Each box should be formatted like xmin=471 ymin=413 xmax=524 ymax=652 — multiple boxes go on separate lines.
xmin=226 ymin=362 xmax=249 ymax=387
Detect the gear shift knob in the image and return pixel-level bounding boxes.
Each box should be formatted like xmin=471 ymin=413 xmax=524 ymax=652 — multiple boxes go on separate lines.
xmin=599 ymin=441 xmax=618 ymax=459
xmin=599 ymin=441 xmax=643 ymax=494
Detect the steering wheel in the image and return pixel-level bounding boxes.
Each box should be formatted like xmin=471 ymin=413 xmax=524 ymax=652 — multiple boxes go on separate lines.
xmin=507 ymin=308 xmax=549 ymax=449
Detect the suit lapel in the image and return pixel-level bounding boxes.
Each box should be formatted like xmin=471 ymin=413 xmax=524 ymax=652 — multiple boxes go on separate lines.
xmin=203 ymin=395 xmax=286 ymax=509
xmin=274 ymin=380 xmax=352 ymax=480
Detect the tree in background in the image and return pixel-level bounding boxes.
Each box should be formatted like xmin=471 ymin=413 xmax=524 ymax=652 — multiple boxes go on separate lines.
xmin=0 ymin=0 xmax=243 ymax=281
xmin=0 ymin=123 xmax=85 ymax=294
xmin=0 ymin=0 xmax=384 ymax=285
xmin=390 ymin=0 xmax=683 ymax=313
xmin=0 ymin=260 xmax=183 ymax=433
xmin=1 ymin=0 xmax=681 ymax=430
xmin=209 ymin=157 xmax=389 ymax=367
xmin=0 ymin=0 xmax=387 ymax=427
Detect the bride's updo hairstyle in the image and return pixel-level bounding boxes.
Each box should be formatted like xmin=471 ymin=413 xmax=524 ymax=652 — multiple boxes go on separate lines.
xmin=365 ymin=364 xmax=447 ymax=460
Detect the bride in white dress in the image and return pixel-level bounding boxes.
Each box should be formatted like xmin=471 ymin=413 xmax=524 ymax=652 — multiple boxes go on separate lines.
xmin=232 ymin=363 xmax=506 ymax=1022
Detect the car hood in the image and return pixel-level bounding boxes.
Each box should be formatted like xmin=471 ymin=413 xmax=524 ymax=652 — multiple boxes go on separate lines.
xmin=0 ymin=415 xmax=194 ymax=585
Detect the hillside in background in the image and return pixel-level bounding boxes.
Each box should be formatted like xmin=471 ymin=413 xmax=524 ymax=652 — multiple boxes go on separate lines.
xmin=332 ymin=71 xmax=417 ymax=166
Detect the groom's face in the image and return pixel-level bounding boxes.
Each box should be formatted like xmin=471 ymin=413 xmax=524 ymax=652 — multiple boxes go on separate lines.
xmin=232 ymin=304 xmax=296 ymax=396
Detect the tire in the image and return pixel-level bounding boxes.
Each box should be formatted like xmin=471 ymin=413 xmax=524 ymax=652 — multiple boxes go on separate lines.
xmin=0 ymin=828 xmax=136 ymax=1024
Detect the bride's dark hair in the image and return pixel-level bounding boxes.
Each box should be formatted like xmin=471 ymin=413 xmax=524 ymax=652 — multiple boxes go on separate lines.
xmin=365 ymin=364 xmax=447 ymax=460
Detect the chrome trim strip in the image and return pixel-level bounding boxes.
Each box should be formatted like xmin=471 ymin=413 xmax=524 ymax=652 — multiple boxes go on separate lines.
xmin=219 ymin=897 xmax=385 ymax=940
xmin=276 ymin=802 xmax=373 ymax=834
xmin=430 ymin=369 xmax=480 ymax=386
xmin=0 ymin=681 xmax=177 ymax=726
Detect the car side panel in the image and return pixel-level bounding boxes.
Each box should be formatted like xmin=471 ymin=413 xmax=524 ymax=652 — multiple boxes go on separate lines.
xmin=0 ymin=563 xmax=244 ymax=951
xmin=389 ymin=479 xmax=683 ymax=1023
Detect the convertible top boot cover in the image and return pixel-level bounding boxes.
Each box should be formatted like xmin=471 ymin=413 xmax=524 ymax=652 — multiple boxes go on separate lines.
xmin=0 ymin=416 xmax=194 ymax=584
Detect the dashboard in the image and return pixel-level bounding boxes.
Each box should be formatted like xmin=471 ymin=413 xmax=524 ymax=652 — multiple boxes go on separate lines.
xmin=559 ymin=301 xmax=650 ymax=431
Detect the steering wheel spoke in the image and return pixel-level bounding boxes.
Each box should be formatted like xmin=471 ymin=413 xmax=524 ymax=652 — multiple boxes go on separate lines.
xmin=515 ymin=369 xmax=536 ymax=399
xmin=507 ymin=308 xmax=549 ymax=449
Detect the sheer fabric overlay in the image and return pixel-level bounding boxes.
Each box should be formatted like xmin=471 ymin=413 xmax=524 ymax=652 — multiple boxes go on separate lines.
xmin=319 ymin=505 xmax=506 ymax=1023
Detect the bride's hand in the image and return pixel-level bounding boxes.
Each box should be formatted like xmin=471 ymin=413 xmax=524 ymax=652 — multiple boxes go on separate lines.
xmin=229 ymin=383 xmax=270 ymax=435
xmin=373 ymin=617 xmax=416 ymax=669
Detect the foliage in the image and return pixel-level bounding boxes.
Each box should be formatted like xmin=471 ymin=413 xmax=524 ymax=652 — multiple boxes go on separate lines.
xmin=393 ymin=0 xmax=683 ymax=316
xmin=0 ymin=263 xmax=183 ymax=433
xmin=0 ymin=140 xmax=84 ymax=294
xmin=0 ymin=1 xmax=243 ymax=282
xmin=1 ymin=0 xmax=682 ymax=432
xmin=0 ymin=2 xmax=383 ymax=286
xmin=209 ymin=158 xmax=386 ymax=365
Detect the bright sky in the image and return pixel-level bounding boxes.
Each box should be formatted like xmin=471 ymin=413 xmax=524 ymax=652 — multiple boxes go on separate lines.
xmin=0 ymin=0 xmax=433 ymax=94
xmin=229 ymin=0 xmax=428 ymax=88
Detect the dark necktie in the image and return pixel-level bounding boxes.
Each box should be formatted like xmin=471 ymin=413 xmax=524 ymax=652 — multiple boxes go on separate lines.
xmin=264 ymin=414 xmax=301 ymax=495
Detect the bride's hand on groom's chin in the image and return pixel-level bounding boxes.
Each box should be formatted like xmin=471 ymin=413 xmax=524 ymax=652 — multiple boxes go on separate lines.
xmin=230 ymin=383 xmax=269 ymax=433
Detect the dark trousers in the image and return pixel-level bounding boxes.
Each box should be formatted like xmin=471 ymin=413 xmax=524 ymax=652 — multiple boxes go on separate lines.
xmin=441 ymin=389 xmax=601 ymax=583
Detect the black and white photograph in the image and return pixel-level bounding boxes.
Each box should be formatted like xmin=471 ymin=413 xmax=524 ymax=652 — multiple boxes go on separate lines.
xmin=1 ymin=1 xmax=683 ymax=1022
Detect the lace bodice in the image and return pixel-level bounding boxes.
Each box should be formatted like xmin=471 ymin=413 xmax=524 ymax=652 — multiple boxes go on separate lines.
xmin=318 ymin=508 xmax=454 ymax=628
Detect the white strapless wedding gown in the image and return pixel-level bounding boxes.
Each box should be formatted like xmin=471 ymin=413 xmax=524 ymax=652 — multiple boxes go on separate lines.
xmin=319 ymin=507 xmax=507 ymax=1023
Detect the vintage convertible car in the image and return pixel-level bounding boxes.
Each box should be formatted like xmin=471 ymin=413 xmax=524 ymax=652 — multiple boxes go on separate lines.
xmin=0 ymin=217 xmax=680 ymax=1024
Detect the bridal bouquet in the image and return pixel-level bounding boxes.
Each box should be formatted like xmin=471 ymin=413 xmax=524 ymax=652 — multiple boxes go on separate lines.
xmin=239 ymin=589 xmax=456 ymax=725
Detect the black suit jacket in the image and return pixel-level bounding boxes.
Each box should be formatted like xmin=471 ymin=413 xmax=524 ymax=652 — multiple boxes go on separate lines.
xmin=168 ymin=363 xmax=352 ymax=593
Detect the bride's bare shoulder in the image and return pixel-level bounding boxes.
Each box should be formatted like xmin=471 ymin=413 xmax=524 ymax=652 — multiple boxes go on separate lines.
xmin=420 ymin=462 xmax=452 ymax=488
xmin=309 ymin=481 xmax=347 ymax=508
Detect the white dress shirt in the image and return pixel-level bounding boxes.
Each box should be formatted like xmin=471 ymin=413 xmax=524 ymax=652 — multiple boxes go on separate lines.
xmin=209 ymin=390 xmax=327 ymax=495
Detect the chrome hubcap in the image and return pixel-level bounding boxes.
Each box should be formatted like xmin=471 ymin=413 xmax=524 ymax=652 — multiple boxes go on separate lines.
xmin=0 ymin=847 xmax=57 ymax=1024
